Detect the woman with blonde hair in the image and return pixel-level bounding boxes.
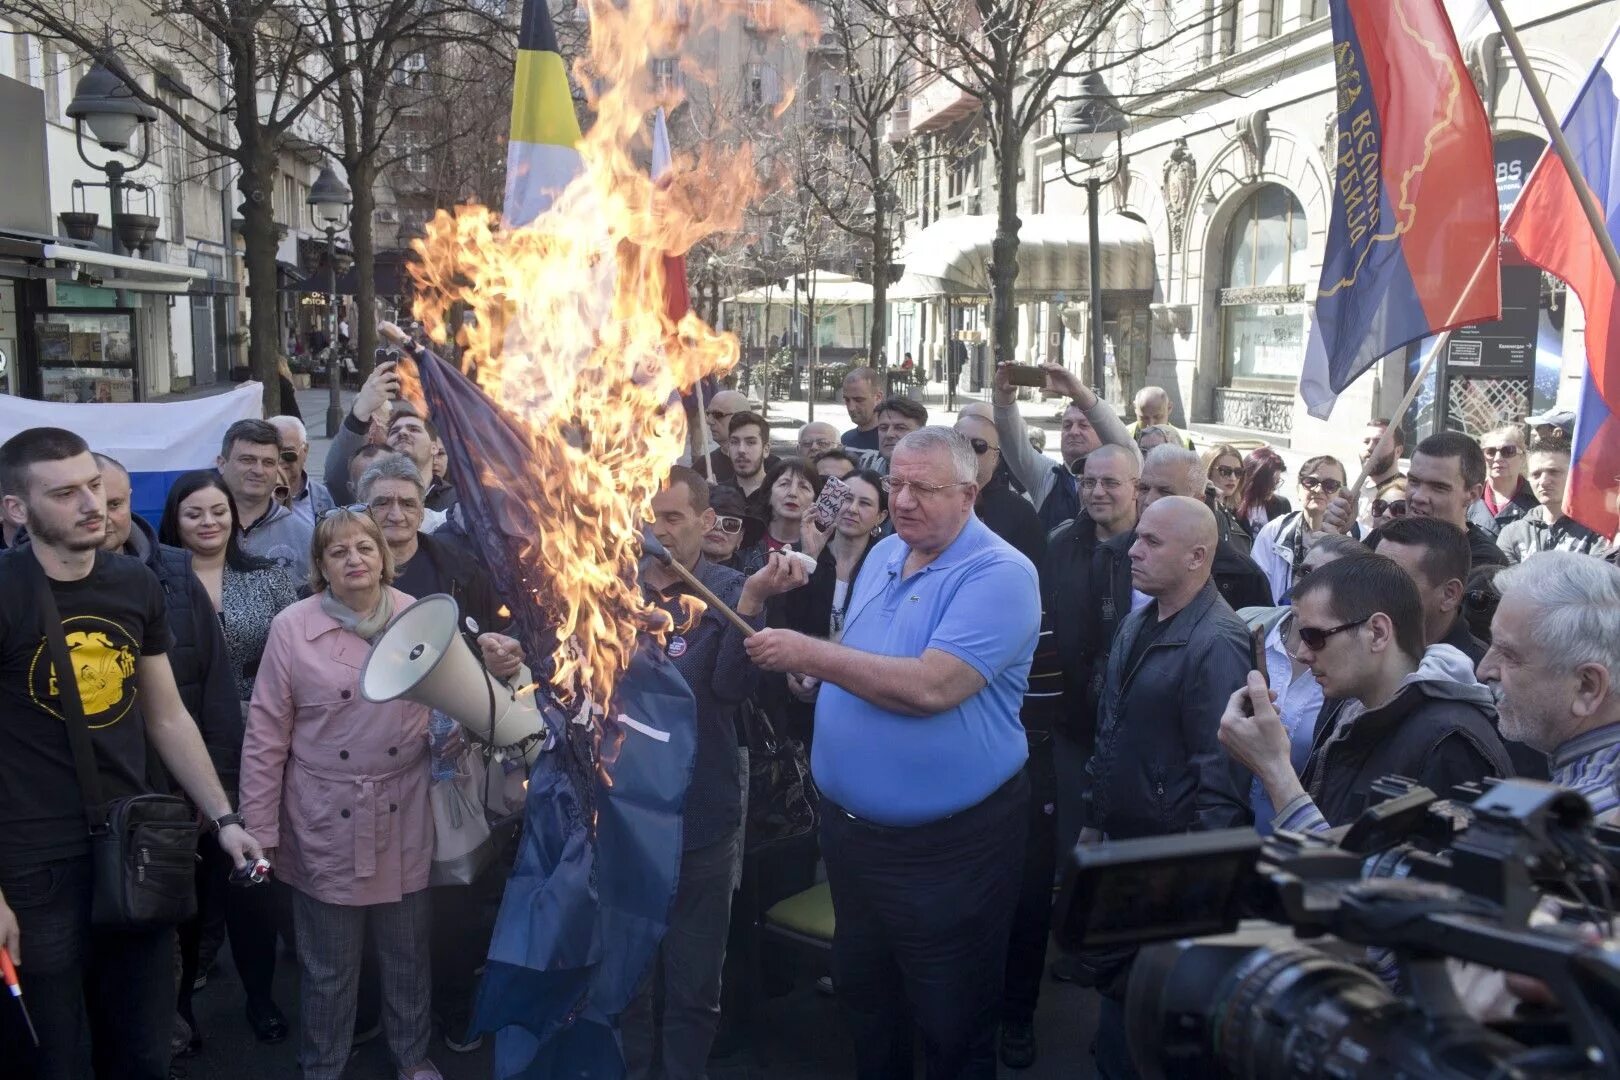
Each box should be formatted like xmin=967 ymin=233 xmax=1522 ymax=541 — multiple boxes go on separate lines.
xmin=1200 ymin=442 xmax=1251 ymax=550
xmin=239 ymin=507 xmax=441 ymax=1080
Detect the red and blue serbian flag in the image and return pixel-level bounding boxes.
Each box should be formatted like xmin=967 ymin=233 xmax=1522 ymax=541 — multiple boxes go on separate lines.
xmin=1298 ymin=0 xmax=1501 ymax=419
xmin=504 ymin=0 xmax=583 ymax=227
xmin=1503 ymin=21 xmax=1620 ymax=537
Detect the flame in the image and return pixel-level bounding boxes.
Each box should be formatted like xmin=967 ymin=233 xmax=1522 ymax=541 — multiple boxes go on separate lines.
xmin=409 ymin=0 xmax=815 ymax=712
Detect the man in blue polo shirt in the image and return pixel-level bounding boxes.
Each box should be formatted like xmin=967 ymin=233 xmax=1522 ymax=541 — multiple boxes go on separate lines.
xmin=746 ymin=426 xmax=1040 ymax=1080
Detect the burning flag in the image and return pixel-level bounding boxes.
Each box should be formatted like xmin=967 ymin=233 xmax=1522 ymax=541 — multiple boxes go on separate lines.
xmin=403 ymin=0 xmax=817 ymax=1072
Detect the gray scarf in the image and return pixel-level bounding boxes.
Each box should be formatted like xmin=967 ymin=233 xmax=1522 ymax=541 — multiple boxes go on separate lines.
xmin=320 ymin=588 xmax=395 ymax=642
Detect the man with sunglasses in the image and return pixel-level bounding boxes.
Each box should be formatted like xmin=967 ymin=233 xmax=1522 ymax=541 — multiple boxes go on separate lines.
xmin=698 ymin=390 xmax=751 ymax=483
xmin=269 ymin=415 xmax=335 ymax=525
xmin=1219 ymin=554 xmax=1511 ymax=836
xmin=956 ymin=413 xmax=1044 ymax=567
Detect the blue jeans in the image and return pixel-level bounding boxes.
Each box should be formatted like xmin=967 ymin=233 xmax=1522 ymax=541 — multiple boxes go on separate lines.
xmin=0 ymin=856 xmax=176 ymax=1080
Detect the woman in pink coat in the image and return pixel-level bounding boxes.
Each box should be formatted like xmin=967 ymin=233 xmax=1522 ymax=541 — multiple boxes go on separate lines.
xmin=239 ymin=506 xmax=440 ymax=1080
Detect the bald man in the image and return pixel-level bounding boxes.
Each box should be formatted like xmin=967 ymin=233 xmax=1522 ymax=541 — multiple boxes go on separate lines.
xmin=1081 ymin=495 xmax=1253 ymax=1075
xmin=700 ymin=390 xmax=751 ymax=483
xmin=956 ymin=413 xmax=1045 ymax=568
xmin=797 ymin=421 xmax=841 ymax=460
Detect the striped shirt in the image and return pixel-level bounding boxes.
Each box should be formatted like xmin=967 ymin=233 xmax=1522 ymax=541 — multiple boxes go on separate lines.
xmin=1551 ymin=721 xmax=1620 ymax=825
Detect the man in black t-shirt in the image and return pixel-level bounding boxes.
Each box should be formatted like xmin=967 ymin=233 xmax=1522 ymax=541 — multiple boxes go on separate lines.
xmin=0 ymin=427 xmax=263 ymax=1080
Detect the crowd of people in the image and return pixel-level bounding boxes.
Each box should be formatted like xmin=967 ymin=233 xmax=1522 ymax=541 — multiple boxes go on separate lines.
xmin=0 ymin=352 xmax=1616 ymax=1080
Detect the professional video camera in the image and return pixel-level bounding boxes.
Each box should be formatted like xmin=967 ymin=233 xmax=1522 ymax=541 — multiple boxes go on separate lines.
xmin=1055 ymin=777 xmax=1620 ymax=1079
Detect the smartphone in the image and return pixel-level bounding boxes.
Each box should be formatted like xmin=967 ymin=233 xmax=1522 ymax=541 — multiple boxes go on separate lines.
xmin=1250 ymin=625 xmax=1270 ymax=685
xmin=1005 ymin=364 xmax=1047 ymax=388
xmin=811 ymin=475 xmax=855 ymax=531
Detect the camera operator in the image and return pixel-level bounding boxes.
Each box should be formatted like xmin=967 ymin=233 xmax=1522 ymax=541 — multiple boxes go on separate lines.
xmin=1480 ymin=551 xmax=1620 ymax=824
xmin=1220 ymin=555 xmax=1512 ymax=835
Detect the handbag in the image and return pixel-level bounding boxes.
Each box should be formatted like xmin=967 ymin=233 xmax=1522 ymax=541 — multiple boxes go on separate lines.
xmin=32 ymin=562 xmax=199 ymax=928
xmin=739 ymin=698 xmax=818 ymax=852
xmin=428 ymin=742 xmax=496 ymax=887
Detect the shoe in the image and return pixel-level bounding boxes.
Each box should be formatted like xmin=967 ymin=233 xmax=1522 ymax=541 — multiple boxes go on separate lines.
xmin=244 ymin=998 xmax=289 ymax=1044
xmin=815 ymin=975 xmax=835 ymax=997
xmin=398 ymin=1061 xmax=445 ymax=1080
xmin=442 ymin=1020 xmax=484 ymax=1054
xmin=999 ymin=1019 xmax=1037 ymax=1070
xmin=354 ymin=1018 xmax=383 ymax=1046
xmin=1048 ymin=954 xmax=1082 ymax=983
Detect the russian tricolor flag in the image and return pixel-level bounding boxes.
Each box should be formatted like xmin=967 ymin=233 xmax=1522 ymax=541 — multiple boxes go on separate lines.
xmin=0 ymin=381 xmax=263 ymax=525
xmin=1299 ymin=0 xmax=1501 ymax=419
xmin=1503 ymin=21 xmax=1620 ymax=538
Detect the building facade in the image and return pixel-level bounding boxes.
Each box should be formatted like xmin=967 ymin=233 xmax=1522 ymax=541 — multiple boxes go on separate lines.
xmin=886 ymin=0 xmax=1610 ymax=465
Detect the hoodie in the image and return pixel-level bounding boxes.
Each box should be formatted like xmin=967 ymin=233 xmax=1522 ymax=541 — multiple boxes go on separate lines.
xmin=1273 ymin=644 xmax=1512 ymax=833
xmin=237 ymin=499 xmax=314 ymax=578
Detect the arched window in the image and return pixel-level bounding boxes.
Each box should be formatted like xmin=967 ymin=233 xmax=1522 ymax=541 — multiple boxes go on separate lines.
xmin=1221 ymin=184 xmax=1310 ymax=393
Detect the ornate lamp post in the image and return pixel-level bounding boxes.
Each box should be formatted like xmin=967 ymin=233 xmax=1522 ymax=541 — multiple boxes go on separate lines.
xmin=1056 ymin=72 xmax=1130 ymax=392
xmin=308 ymin=164 xmax=353 ymax=436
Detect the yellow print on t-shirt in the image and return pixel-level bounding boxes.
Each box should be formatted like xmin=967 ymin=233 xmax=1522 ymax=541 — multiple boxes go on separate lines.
xmin=30 ymin=617 xmax=140 ymax=729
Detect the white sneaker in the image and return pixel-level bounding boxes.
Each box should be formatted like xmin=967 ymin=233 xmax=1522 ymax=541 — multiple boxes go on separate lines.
xmin=397 ymin=1062 xmax=445 ymax=1080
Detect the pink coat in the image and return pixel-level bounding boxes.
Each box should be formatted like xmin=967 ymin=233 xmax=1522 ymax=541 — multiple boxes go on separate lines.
xmin=239 ymin=590 xmax=433 ymax=906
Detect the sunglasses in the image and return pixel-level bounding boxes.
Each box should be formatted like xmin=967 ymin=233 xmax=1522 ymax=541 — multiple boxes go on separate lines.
xmin=321 ymin=503 xmax=371 ymax=520
xmin=968 ymin=437 xmax=999 ymax=456
xmin=1300 ymin=475 xmax=1344 ymax=494
xmin=279 ymin=449 xmax=300 ymax=463
xmin=1212 ymin=464 xmax=1241 ymax=480
xmin=1371 ymin=498 xmax=1408 ymax=518
xmin=712 ymin=515 xmax=744 ymax=535
xmin=707 ymin=409 xmax=735 ymax=421
xmin=1295 ymin=618 xmax=1367 ymax=651
xmin=1482 ymin=445 xmax=1521 ymax=459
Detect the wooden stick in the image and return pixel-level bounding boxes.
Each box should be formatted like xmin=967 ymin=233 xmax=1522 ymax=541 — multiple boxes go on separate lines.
xmin=1486 ymin=0 xmax=1620 ymax=292
xmin=658 ymin=554 xmax=758 ymax=637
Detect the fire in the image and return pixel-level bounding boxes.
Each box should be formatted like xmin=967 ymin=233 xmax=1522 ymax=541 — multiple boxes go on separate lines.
xmin=408 ymin=0 xmax=815 ymax=712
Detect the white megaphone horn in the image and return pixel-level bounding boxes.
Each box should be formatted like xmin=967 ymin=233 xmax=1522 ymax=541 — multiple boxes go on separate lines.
xmin=360 ymin=593 xmax=553 ymax=765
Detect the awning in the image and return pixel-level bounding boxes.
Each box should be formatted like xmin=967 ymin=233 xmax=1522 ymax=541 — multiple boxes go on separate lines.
xmin=41 ymin=243 xmax=207 ymax=295
xmin=889 ymin=213 xmax=1155 ymax=301
xmin=723 ymin=269 xmax=873 ymax=306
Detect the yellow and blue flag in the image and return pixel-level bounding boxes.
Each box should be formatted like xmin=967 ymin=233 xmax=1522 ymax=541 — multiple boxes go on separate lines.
xmin=505 ymin=0 xmax=584 ymax=226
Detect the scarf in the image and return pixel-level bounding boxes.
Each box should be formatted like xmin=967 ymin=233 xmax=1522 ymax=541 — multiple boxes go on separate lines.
xmin=320 ymin=587 xmax=395 ymax=642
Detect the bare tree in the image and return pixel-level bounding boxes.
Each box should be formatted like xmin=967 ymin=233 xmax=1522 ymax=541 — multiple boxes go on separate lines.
xmin=317 ymin=0 xmax=505 ymax=373
xmin=790 ymin=0 xmax=923 ymax=367
xmin=862 ymin=0 xmax=1217 ymax=366
xmin=0 ymin=0 xmax=362 ymax=413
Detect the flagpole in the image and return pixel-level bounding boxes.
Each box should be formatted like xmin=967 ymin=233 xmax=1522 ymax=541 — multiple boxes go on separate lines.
xmin=1485 ymin=0 xmax=1620 ymax=291
xmin=690 ymin=378 xmax=710 ymax=481
xmin=1337 ymin=229 xmax=1502 ymax=509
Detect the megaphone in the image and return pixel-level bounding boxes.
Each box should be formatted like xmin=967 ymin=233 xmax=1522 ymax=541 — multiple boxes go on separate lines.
xmin=361 ymin=593 xmax=553 ymax=765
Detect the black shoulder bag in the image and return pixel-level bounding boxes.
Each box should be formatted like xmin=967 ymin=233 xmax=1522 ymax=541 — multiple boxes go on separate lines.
xmin=32 ymin=562 xmax=199 ymax=928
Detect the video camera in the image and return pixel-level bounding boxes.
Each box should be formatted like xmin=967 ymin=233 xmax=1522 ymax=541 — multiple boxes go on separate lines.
xmin=1056 ymin=777 xmax=1620 ymax=1079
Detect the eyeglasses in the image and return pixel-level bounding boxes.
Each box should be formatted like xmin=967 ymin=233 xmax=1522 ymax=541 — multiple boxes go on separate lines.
xmin=1371 ymin=498 xmax=1408 ymax=518
xmin=1079 ymin=476 xmax=1125 ymax=491
xmin=707 ymin=409 xmax=735 ymax=422
xmin=1300 ymin=475 xmax=1344 ymax=494
xmin=1295 ymin=618 xmax=1368 ymax=651
xmin=1212 ymin=465 xmax=1242 ymax=480
xmin=279 ymin=449 xmax=300 ymax=463
xmin=968 ymin=437 xmax=999 ymax=457
xmin=321 ymin=504 xmax=371 ymax=520
xmin=1482 ymin=445 xmax=1521 ymax=459
xmin=881 ymin=477 xmax=971 ymax=497
xmin=713 ymin=515 xmax=743 ymax=535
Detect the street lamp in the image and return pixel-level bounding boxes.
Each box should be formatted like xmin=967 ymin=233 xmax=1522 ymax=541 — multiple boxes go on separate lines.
xmin=1057 ymin=71 xmax=1129 ymax=392
xmin=65 ymin=52 xmax=160 ymax=253
xmin=308 ymin=164 xmax=353 ymax=437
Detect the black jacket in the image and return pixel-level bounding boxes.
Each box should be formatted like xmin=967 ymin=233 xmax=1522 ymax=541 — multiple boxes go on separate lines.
xmin=1040 ymin=516 xmax=1130 ymax=752
xmin=122 ymin=515 xmax=242 ymax=791
xmin=400 ymin=529 xmax=508 ymax=634
xmin=1084 ymin=580 xmax=1254 ymax=839
xmin=1098 ymin=528 xmax=1272 ymax=641
xmin=1303 ymin=647 xmax=1513 ymax=826
xmin=975 ymin=474 xmax=1047 ymax=568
